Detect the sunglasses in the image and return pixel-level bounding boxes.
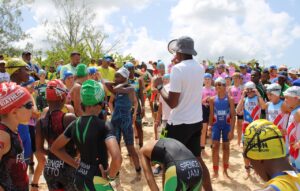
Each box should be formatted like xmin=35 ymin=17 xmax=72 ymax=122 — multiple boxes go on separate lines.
xmin=22 ymin=102 xmax=34 ymax=110
xmin=216 ymin=83 xmax=225 ymax=87
xmin=279 ymin=69 xmax=288 ymax=72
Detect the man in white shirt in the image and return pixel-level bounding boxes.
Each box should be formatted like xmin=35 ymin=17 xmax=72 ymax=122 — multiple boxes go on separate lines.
xmin=154 ymin=36 xmax=212 ymax=191
xmin=0 ymin=60 xmax=10 ymax=83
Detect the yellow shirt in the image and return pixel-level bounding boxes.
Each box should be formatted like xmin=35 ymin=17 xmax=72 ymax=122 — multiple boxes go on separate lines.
xmin=89 ymin=63 xmax=98 ymax=67
xmin=98 ymin=66 xmax=115 ymax=96
xmin=47 ymin=72 xmax=57 ymax=80
xmin=265 ymin=171 xmax=300 ymax=191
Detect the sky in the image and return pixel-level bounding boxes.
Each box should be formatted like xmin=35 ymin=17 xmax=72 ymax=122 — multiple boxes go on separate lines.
xmin=18 ymin=0 xmax=300 ymax=68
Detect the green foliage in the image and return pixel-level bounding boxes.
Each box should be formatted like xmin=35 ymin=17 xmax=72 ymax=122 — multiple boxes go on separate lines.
xmin=112 ymin=53 xmax=134 ymax=68
xmin=0 ymin=0 xmax=28 ymax=54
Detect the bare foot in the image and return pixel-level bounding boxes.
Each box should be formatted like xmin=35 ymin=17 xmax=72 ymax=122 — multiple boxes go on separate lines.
xmin=243 ymin=171 xmax=251 ymax=180
xmin=212 ymin=173 xmax=219 ymax=179
xmin=223 ymin=171 xmax=231 ymax=180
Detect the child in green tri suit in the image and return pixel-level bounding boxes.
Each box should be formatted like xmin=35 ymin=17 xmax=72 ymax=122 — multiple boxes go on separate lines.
xmin=51 ymin=80 xmax=122 ymax=191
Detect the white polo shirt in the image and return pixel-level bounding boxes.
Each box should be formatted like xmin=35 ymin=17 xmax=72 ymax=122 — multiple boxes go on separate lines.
xmin=168 ymin=59 xmax=204 ymax=125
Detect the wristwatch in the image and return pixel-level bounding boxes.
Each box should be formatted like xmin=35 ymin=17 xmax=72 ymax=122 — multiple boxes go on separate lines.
xmin=157 ymin=84 xmax=164 ymax=91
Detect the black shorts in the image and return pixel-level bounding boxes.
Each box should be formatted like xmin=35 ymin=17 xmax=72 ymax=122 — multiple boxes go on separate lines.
xmin=74 ymin=162 xmax=113 ymax=191
xmin=234 ymin=104 xmax=243 ymax=120
xmin=44 ymin=161 xmax=76 ymax=191
xmin=165 ymin=122 xmax=202 ymax=157
xmin=202 ymin=105 xmax=210 ymax=123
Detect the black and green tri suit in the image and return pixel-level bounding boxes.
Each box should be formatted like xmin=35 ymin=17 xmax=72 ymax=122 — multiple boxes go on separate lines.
xmin=64 ymin=115 xmax=115 ymax=191
xmin=151 ymin=138 xmax=203 ymax=191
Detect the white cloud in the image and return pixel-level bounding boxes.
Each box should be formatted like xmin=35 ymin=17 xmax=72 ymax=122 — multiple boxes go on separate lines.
xmin=122 ymin=27 xmax=171 ymax=63
xmin=17 ymin=0 xmax=152 ymax=51
xmin=169 ymin=0 xmax=300 ymax=65
xmin=17 ymin=0 xmax=300 ymax=68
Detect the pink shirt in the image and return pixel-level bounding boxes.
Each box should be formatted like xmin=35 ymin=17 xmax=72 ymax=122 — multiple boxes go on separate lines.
xmin=202 ymin=87 xmax=216 ymax=105
xmin=228 ymin=66 xmax=236 ymax=76
xmin=229 ymin=85 xmax=243 ymax=104
xmin=213 ymin=71 xmax=227 ymax=80
xmin=241 ymin=73 xmax=251 ymax=84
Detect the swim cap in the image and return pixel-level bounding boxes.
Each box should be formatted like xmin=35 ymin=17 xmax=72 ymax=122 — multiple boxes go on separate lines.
xmin=124 ymin=62 xmax=134 ymax=69
xmin=38 ymin=69 xmax=46 ymax=76
xmin=244 ymin=81 xmax=256 ymax=89
xmin=266 ymin=83 xmax=281 ymax=96
xmin=0 ymin=82 xmax=32 ymax=114
xmin=21 ymin=76 xmax=35 ymax=87
xmin=204 ymin=73 xmax=212 ymax=79
xmin=116 ymin=67 xmax=130 ymax=79
xmin=157 ymin=60 xmax=165 ymax=70
xmin=243 ymin=119 xmax=286 ymax=160
xmin=163 ymin=74 xmax=170 ymax=79
xmin=269 ymin=65 xmax=277 ymax=70
xmin=103 ymin=55 xmax=113 ymax=62
xmin=81 ymin=80 xmax=105 ymax=106
xmin=5 ymin=58 xmax=28 ymax=75
xmin=88 ymin=67 xmax=97 ymax=75
xmin=283 ymin=86 xmax=300 ymax=99
xmin=46 ymin=80 xmax=68 ymax=101
xmin=63 ymin=70 xmax=73 ymax=81
xmin=215 ymin=77 xmax=226 ymax=85
xmin=76 ymin=64 xmax=88 ymax=77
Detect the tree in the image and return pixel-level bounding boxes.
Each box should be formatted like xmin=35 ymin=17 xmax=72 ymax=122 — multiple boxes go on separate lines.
xmin=0 ymin=0 xmax=28 ymax=55
xmin=43 ymin=0 xmax=120 ymax=66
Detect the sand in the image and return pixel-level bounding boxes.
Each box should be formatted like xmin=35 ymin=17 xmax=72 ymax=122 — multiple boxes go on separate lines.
xmin=31 ymin=105 xmax=265 ymax=191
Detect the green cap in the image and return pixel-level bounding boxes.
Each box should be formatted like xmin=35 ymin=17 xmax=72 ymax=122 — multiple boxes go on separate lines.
xmin=76 ymin=63 xmax=88 ymax=77
xmin=80 ymin=80 xmax=105 ymax=106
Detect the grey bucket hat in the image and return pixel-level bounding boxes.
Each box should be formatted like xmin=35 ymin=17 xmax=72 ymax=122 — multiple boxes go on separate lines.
xmin=168 ymin=36 xmax=197 ymax=56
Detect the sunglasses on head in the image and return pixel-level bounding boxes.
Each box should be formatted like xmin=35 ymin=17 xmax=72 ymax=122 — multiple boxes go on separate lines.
xmin=22 ymin=102 xmax=34 ymax=110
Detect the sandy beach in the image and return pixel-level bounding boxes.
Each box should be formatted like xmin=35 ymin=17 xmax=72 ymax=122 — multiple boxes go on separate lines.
xmin=31 ymin=105 xmax=265 ymax=191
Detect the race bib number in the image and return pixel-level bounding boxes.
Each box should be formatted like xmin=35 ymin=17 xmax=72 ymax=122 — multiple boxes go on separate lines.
xmin=45 ymin=159 xmax=64 ymax=176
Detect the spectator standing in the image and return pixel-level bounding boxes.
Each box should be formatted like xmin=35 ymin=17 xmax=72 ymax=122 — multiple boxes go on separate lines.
xmin=153 ymin=36 xmax=212 ymax=191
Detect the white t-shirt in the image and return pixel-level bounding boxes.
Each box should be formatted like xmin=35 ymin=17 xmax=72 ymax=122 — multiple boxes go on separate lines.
xmin=168 ymin=59 xmax=204 ymax=125
xmin=159 ymin=84 xmax=171 ymax=121
xmin=0 ymin=72 xmax=10 ymax=83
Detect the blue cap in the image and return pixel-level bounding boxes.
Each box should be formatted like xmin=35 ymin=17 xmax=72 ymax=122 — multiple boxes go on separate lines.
xmin=157 ymin=60 xmax=165 ymax=69
xmin=21 ymin=76 xmax=35 ymax=87
xmin=63 ymin=70 xmax=73 ymax=80
xmin=239 ymin=64 xmax=246 ymax=68
xmin=293 ymin=79 xmax=300 ymax=87
xmin=204 ymin=73 xmax=212 ymax=79
xmin=270 ymin=65 xmax=277 ymax=70
xmin=124 ymin=62 xmax=134 ymax=69
xmin=278 ymin=71 xmax=288 ymax=78
xmin=88 ymin=67 xmax=97 ymax=75
xmin=163 ymin=74 xmax=170 ymax=79
xmin=207 ymin=65 xmax=215 ymax=70
xmin=103 ymin=55 xmax=113 ymax=62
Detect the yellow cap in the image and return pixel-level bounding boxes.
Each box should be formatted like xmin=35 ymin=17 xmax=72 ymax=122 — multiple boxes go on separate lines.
xmin=243 ymin=119 xmax=286 ymax=160
xmin=5 ymin=58 xmax=28 ymax=75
